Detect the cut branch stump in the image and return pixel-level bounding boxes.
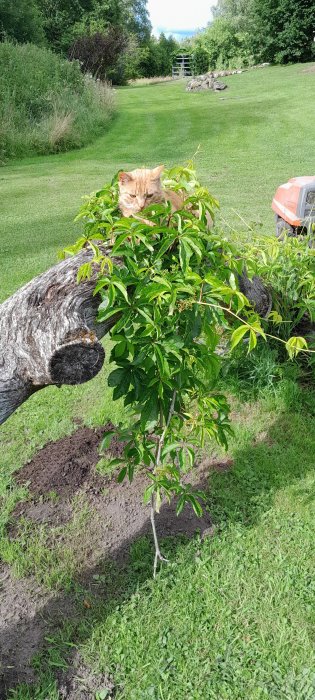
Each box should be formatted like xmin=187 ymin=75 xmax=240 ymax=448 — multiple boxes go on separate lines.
xmin=0 ymin=248 xmax=116 ymax=425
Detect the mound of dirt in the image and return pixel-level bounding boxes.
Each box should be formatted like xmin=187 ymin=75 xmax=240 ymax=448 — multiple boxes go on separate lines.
xmin=15 ymin=423 xmax=122 ymax=499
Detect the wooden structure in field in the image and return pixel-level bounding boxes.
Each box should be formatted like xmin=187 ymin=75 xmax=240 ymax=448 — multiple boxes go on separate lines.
xmin=172 ymin=53 xmax=192 ymax=78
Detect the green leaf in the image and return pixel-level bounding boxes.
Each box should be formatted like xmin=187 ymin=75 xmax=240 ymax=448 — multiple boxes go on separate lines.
xmin=117 ymin=467 xmax=127 ymax=483
xmin=285 ymin=336 xmax=308 ymax=359
xmin=268 ymin=310 xmax=283 ymax=324
xmin=248 ymin=328 xmax=257 ymax=352
xmin=230 ymin=324 xmax=249 ymax=350
xmin=114 ymin=340 xmax=127 ymax=358
xmin=143 ymin=483 xmax=155 ymax=504
xmin=108 ymin=368 xmax=128 ymax=388
xmin=113 ymin=280 xmax=129 ymax=303
xmin=179 ymin=240 xmax=187 ymax=271
xmin=161 ymin=442 xmax=181 ymax=458
xmin=100 ymin=431 xmax=116 ymax=451
xmin=176 ymin=495 xmax=186 ymax=515
xmin=93 ymin=277 xmax=110 ymax=295
xmin=111 ymin=232 xmax=132 ymax=253
xmin=141 ymin=394 xmax=159 ymax=431
xmin=188 ymin=495 xmax=203 ymax=517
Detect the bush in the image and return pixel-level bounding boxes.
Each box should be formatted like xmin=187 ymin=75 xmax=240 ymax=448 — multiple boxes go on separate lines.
xmin=219 ymin=233 xmax=315 ymax=399
xmin=0 ymin=42 xmax=115 ymax=162
xmin=191 ymin=46 xmax=209 ymax=75
xmin=68 ymin=28 xmax=130 ymax=84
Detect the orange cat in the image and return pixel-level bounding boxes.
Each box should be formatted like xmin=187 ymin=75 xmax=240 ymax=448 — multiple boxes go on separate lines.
xmin=118 ymin=165 xmax=183 ymax=220
xmin=118 ymin=165 xmax=212 ymax=228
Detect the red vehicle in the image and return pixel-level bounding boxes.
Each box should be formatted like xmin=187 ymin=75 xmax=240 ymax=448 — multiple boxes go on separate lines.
xmin=272 ymin=176 xmax=315 ymax=238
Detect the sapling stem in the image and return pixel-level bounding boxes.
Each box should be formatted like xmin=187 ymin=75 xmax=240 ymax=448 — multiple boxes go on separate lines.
xmin=150 ymin=390 xmax=177 ymax=577
xmin=150 ymin=495 xmax=169 ymax=578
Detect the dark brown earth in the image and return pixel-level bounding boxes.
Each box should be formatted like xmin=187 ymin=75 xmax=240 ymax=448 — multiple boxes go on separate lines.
xmin=14 ymin=424 xmax=123 ymax=499
xmin=0 ymin=424 xmax=233 ymax=699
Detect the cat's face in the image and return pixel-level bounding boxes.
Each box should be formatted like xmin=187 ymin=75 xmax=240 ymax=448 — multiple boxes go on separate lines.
xmin=118 ymin=166 xmax=164 ymax=216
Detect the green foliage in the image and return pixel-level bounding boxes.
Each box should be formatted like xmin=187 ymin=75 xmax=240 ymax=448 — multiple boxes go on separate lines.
xmin=66 ymin=0 xmax=152 ymax=83
xmin=249 ymin=0 xmax=315 ymax=64
xmin=68 ymin=28 xmax=131 ymax=84
xmin=190 ymin=16 xmax=253 ymax=70
xmin=245 ymin=235 xmax=315 ymax=339
xmin=220 ymin=233 xmax=315 ymax=398
xmin=66 ymin=168 xmax=315 ymax=527
xmin=0 ymin=41 xmax=115 ymax=161
xmin=0 ymin=0 xmax=45 ymax=45
xmin=36 ymin=0 xmax=94 ymax=53
xmin=34 ymin=0 xmax=151 ymax=56
xmin=66 ymin=166 xmax=272 ymax=520
xmin=191 ymin=45 xmax=210 ymax=75
xmin=136 ymin=34 xmax=179 ymax=78
xmin=190 ymin=0 xmax=315 ymax=69
xmin=0 ymin=0 xmax=154 ymax=82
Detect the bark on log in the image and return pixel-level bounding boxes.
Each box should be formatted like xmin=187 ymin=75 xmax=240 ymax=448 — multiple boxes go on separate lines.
xmin=238 ymin=272 xmax=272 ymax=317
xmin=0 ymin=246 xmax=272 ymax=426
xmin=0 ymin=248 xmax=116 ymax=425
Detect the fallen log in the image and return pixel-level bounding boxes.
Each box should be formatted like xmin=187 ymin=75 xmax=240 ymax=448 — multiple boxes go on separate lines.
xmin=0 ymin=247 xmax=272 ymax=426
xmin=0 ymin=248 xmax=117 ymax=425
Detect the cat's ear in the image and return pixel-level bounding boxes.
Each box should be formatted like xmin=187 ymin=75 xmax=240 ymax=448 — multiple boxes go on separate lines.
xmin=151 ymin=165 xmax=164 ymax=180
xmin=119 ymin=171 xmax=133 ymax=185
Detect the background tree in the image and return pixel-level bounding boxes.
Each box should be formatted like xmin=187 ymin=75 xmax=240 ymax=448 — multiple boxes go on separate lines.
xmin=125 ymin=0 xmax=151 ymax=45
xmin=0 ymin=0 xmax=45 ymax=45
xmin=191 ymin=45 xmax=209 ymax=74
xmin=192 ymin=0 xmax=314 ymax=68
xmin=36 ymin=0 xmax=94 ymax=53
xmin=137 ymin=34 xmax=179 ymax=78
xmin=250 ymin=0 xmax=315 ymax=64
xmin=68 ymin=27 xmax=130 ymax=82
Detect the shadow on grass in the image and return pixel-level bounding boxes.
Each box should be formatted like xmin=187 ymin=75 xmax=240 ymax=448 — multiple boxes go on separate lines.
xmin=1 ymin=408 xmax=315 ymax=697
xmin=208 ymin=409 xmax=315 ymax=527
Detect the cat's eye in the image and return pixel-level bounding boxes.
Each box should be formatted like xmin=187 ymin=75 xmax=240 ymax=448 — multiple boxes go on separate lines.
xmin=147 ymin=193 xmax=154 ymax=198
xmin=129 ymin=194 xmax=137 ymax=198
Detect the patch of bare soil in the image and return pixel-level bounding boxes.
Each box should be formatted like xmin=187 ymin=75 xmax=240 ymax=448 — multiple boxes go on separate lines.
xmin=59 ymin=652 xmax=115 ymax=700
xmin=0 ymin=423 xmax=232 ymax=697
xmin=14 ymin=424 xmax=122 ymax=499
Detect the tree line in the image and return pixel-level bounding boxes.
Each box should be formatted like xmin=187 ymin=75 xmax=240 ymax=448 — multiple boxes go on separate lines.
xmin=186 ymin=0 xmax=315 ymax=72
xmin=0 ymin=0 xmax=179 ymax=83
xmin=0 ymin=0 xmax=313 ymax=83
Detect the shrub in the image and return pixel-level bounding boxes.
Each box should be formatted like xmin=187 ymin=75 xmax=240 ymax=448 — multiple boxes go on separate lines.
xmin=0 ymin=42 xmax=115 ymax=162
xmin=220 ymin=233 xmax=315 ymax=398
xmin=68 ymin=28 xmax=130 ymax=83
xmin=191 ymin=46 xmax=209 ymax=75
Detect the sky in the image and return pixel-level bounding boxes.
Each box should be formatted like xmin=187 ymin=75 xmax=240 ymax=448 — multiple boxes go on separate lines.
xmin=147 ymin=0 xmax=217 ymax=41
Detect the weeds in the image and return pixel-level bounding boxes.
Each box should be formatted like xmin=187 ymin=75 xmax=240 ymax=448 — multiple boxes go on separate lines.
xmin=0 ymin=43 xmax=115 ymax=162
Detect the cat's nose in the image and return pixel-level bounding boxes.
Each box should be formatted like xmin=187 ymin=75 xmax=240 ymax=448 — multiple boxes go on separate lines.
xmin=138 ymin=198 xmax=145 ymax=209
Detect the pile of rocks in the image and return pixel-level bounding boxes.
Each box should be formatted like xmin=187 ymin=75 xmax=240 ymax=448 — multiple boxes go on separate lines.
xmin=186 ymin=64 xmax=270 ymax=92
xmin=186 ymin=71 xmax=234 ymax=92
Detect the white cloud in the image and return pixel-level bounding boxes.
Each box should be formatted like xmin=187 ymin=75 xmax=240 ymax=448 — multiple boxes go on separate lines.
xmin=148 ymin=0 xmax=216 ymax=35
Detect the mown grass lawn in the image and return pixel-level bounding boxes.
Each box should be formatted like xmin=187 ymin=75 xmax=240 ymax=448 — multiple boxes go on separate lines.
xmin=1 ymin=63 xmax=315 ymax=699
